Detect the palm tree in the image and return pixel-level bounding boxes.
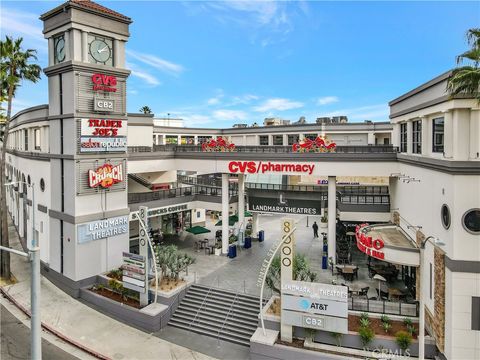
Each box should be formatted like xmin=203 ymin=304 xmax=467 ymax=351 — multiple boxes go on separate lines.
xmin=447 ymin=28 xmax=480 ymax=102
xmin=0 ymin=36 xmax=41 ymax=279
xmin=139 ymin=105 xmax=152 ymax=114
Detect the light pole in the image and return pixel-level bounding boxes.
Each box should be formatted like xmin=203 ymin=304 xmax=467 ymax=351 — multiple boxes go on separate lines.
xmin=418 ymin=235 xmax=445 ymax=360
xmin=3 ymin=180 xmax=41 ymax=360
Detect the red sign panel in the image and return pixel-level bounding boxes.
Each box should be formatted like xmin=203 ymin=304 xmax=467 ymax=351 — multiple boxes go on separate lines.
xmin=91 ymin=73 xmax=117 ymax=92
xmin=88 ymin=164 xmax=123 ymax=188
xmin=355 ymin=224 xmax=385 ymax=260
xmin=228 ymin=161 xmax=315 ymax=175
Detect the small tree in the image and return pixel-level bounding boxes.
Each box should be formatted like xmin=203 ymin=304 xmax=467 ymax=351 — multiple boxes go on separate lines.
xmin=139 ymin=105 xmax=152 ymax=114
xmin=358 ymin=326 xmax=375 ymax=349
xmin=395 ymin=330 xmax=412 ymax=352
xmin=265 ymin=253 xmax=318 ymax=294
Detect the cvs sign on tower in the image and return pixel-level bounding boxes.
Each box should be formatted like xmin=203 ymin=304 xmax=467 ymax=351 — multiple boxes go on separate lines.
xmin=92 ymin=73 xmax=117 ymax=92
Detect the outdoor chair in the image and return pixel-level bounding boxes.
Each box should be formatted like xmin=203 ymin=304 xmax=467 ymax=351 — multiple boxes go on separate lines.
xmin=359 ymin=287 xmax=369 ymax=297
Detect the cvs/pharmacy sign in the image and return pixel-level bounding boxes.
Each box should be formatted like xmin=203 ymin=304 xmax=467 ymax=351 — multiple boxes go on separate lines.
xmin=228 ymin=161 xmax=315 ymax=175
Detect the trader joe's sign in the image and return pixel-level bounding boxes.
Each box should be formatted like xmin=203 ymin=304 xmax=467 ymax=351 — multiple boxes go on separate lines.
xmin=80 ymin=118 xmax=127 ymax=153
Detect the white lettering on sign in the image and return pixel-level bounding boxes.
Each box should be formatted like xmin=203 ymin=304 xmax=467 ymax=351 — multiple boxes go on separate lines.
xmin=77 ymin=216 xmax=128 ymax=244
xmin=281 ymin=280 xmax=348 ymax=302
xmin=80 ymin=118 xmax=127 ymax=137
xmin=94 ymin=98 xmax=115 ymax=111
xmin=80 ymin=137 xmax=127 ymax=152
xmin=228 ymin=161 xmax=315 ymax=175
xmin=130 ymin=203 xmax=190 ymax=220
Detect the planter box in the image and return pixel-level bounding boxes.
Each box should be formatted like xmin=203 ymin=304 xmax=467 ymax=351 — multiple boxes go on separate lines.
xmin=320 ymin=221 xmax=328 ymax=228
xmin=79 ymin=287 xmax=168 ymax=332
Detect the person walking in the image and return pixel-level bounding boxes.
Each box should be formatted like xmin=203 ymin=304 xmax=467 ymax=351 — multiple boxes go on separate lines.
xmin=312 ymin=221 xmax=319 ymax=238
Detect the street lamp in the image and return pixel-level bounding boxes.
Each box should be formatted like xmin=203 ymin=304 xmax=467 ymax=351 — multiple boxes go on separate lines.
xmin=2 ymin=180 xmax=41 ymax=360
xmin=418 ymin=235 xmax=445 ymax=360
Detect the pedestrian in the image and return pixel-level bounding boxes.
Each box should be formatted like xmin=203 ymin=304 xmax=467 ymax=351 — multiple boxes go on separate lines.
xmin=312 ymin=221 xmax=319 ymax=238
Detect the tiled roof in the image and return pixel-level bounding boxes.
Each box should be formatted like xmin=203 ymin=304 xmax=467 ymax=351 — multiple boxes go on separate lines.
xmin=69 ymin=0 xmax=130 ymax=20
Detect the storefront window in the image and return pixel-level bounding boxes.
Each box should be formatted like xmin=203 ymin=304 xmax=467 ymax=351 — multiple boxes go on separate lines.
xmin=165 ymin=136 xmax=178 ymax=144
xmin=400 ymin=123 xmax=407 ymax=152
xmin=412 ymin=120 xmax=421 ymax=154
xmin=441 ymin=204 xmax=451 ymax=229
xmin=462 ymin=209 xmax=480 ymax=234
xmin=287 ymin=135 xmax=297 ymax=145
xmin=198 ymin=136 xmax=212 ymax=144
xmin=272 ymin=135 xmax=283 ymax=146
xmin=432 ymin=117 xmax=444 ymax=153
xmin=259 ymin=135 xmax=269 ymax=145
xmin=181 ymin=136 xmax=195 ymax=145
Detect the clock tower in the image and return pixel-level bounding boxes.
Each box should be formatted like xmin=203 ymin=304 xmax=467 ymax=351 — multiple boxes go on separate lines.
xmin=40 ymin=0 xmax=132 ymax=286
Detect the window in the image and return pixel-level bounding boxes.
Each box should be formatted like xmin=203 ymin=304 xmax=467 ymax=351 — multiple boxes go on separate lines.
xmin=259 ymin=135 xmax=269 ymax=145
xmin=400 ymin=123 xmax=407 ymax=152
xmin=40 ymin=178 xmax=45 ymax=192
xmin=273 ymin=135 xmax=283 ymax=146
xmin=441 ymin=204 xmax=451 ymax=229
xmin=27 ymin=175 xmax=31 ymax=185
xmin=430 ymin=263 xmax=433 ymax=299
xmin=198 ymin=136 xmax=212 ymax=144
xmin=304 ymin=133 xmax=317 ymax=141
xmin=34 ymin=129 xmax=41 ymax=150
xmin=165 ymin=136 xmax=178 ymax=144
xmin=383 ymin=138 xmax=390 ymax=145
xmin=287 ymin=135 xmax=297 ymax=145
xmin=472 ymin=297 xmax=480 ymax=331
xmin=462 ymin=209 xmax=480 ymax=234
xmin=412 ymin=120 xmax=422 ymax=154
xmin=24 ymin=129 xmax=29 ymax=151
xmin=432 ymin=117 xmax=444 ymax=153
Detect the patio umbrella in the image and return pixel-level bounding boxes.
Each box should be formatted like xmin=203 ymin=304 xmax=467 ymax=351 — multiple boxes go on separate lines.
xmin=244 ymin=211 xmax=253 ymax=217
xmin=215 ymin=214 xmax=238 ymax=226
xmin=373 ymin=274 xmax=387 ymax=300
xmin=185 ymin=226 xmax=211 ymax=235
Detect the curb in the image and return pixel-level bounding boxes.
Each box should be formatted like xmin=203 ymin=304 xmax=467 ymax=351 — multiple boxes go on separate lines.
xmin=0 ymin=286 xmax=112 ymax=360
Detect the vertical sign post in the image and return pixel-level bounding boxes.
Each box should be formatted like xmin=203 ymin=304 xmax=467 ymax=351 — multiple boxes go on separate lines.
xmin=138 ymin=206 xmax=149 ymax=306
xmin=280 ymin=218 xmax=294 ymax=342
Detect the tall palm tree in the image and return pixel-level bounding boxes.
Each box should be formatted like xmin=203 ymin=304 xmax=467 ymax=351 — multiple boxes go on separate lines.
xmin=447 ymin=28 xmax=480 ymax=102
xmin=139 ymin=105 xmax=152 ymax=114
xmin=0 ymin=36 xmax=41 ymax=279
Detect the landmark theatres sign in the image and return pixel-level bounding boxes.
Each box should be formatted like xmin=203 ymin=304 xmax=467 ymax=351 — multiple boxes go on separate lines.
xmin=77 ymin=215 xmax=128 ymax=244
xmin=249 ymin=193 xmax=321 ymax=215
xmin=281 ymin=280 xmax=348 ymax=334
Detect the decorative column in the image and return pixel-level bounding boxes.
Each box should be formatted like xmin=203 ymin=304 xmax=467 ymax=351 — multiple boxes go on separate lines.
xmin=443 ymin=110 xmax=453 ymax=158
xmin=421 ymin=116 xmax=429 ymax=156
xmin=64 ymin=30 xmax=71 ymax=61
xmin=48 ymin=37 xmax=54 ymax=66
xmin=81 ymin=31 xmax=88 ymax=62
xmin=327 ymin=176 xmax=336 ymax=261
xmin=406 ymin=121 xmax=413 ymax=155
xmin=238 ymin=173 xmax=245 ymax=232
xmin=252 ymin=213 xmax=259 ymax=237
xmin=221 ymin=173 xmax=229 ymax=254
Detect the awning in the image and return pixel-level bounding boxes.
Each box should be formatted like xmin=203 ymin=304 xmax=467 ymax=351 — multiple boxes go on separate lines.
xmin=185 ymin=226 xmax=211 ymax=235
xmin=215 ymin=216 xmax=237 ymax=226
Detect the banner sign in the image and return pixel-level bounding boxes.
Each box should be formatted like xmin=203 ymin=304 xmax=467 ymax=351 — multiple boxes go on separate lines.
xmin=228 ymin=161 xmax=315 ymax=175
xmin=88 ymin=163 xmax=123 ymax=188
xmin=77 ymin=216 xmax=128 ymax=244
xmin=248 ymin=194 xmax=322 ymax=215
xmin=80 ymin=137 xmax=127 ymax=152
xmin=122 ymin=252 xmax=146 ymax=293
xmin=281 ymin=280 xmax=348 ymax=334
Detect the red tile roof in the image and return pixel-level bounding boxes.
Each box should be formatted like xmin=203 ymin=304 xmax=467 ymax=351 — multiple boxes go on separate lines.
xmin=69 ymin=0 xmax=130 ymax=21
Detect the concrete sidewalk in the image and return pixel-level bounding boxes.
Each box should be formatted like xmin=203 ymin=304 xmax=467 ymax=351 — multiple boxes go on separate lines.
xmin=1 ymin=221 xmax=214 ymax=360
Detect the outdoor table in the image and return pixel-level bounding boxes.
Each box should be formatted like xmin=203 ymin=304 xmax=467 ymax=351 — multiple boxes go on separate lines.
xmin=349 ymin=283 xmax=362 ymax=296
xmin=336 ymin=265 xmax=359 ymax=281
xmin=199 ymin=239 xmax=208 ymax=249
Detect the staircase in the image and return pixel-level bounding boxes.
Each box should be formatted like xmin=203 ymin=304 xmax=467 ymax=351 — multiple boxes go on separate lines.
xmin=128 ymin=173 xmax=153 ymax=189
xmin=168 ymin=284 xmax=264 ymax=346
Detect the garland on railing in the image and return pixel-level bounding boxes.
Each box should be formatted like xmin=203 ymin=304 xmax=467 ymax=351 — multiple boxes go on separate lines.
xmin=201 ymin=137 xmax=236 ymax=152
xmin=292 ymin=136 xmax=336 ymax=153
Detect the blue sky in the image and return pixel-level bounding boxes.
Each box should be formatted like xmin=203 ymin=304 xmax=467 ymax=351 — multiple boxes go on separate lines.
xmin=1 ymin=1 xmax=479 ymax=127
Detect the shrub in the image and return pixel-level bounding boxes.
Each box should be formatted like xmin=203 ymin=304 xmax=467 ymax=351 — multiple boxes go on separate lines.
xmin=403 ymin=317 xmax=413 ymax=327
xmin=381 ymin=314 xmax=390 ymax=324
xmin=395 ymin=331 xmax=412 ymax=351
xmin=108 ymin=278 xmax=123 ymax=294
xmin=330 ymin=332 xmax=343 ymax=347
xmin=407 ymin=324 xmax=417 ymax=337
xmin=265 ymin=254 xmax=318 ymax=294
xmin=360 ymin=312 xmax=369 ymax=321
xmin=359 ymin=317 xmax=370 ymax=328
xmin=358 ymin=326 xmax=375 ymax=348
xmin=382 ymin=321 xmax=392 ymax=334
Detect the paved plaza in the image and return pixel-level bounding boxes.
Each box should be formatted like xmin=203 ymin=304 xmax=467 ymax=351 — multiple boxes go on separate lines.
xmin=165 ymin=213 xmax=380 ymax=298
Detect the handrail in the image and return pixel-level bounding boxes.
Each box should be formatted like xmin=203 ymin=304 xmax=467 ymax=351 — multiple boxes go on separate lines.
xmin=188 ymin=276 xmax=219 ymax=332
xmin=217 ymin=292 xmax=239 ymax=343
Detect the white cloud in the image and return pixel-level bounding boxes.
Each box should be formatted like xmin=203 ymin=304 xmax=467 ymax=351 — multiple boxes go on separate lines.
xmin=253 ymin=98 xmax=303 ymax=112
xmin=126 ymin=62 xmax=161 ymax=86
xmin=182 ymin=114 xmax=213 ymax=126
xmin=213 ymin=109 xmax=248 ymax=121
xmin=230 ymin=94 xmax=259 ymax=105
xmin=126 ymin=49 xmax=184 ymax=76
xmin=0 ymin=8 xmax=47 ymax=52
xmin=207 ymin=97 xmax=221 ymax=105
xmin=317 ymin=96 xmax=339 ymax=106
xmin=325 ymin=104 xmax=389 ymax=122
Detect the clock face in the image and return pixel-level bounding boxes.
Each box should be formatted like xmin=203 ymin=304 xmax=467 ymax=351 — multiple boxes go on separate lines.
xmin=88 ymin=36 xmax=113 ymax=65
xmin=54 ymin=35 xmax=65 ymax=63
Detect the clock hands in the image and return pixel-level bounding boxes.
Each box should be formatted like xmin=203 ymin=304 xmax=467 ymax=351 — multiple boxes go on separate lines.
xmin=98 ymin=46 xmax=108 ymax=54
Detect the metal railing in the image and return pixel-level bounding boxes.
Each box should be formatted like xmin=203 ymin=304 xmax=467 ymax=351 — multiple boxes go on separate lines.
xmin=129 ymin=144 xmax=399 ymax=154
xmin=217 ymin=292 xmax=239 ymax=344
xmin=128 ymin=185 xmax=238 ymax=204
xmin=188 ymin=276 xmax=219 ymax=332
xmin=348 ymin=297 xmax=419 ymax=317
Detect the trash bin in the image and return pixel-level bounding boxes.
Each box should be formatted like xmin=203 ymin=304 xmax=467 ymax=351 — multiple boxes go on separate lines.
xmin=258 ymin=230 xmax=265 ymax=242
xmin=228 ymin=244 xmax=237 ymax=258
xmin=322 ymin=243 xmax=328 ymax=269
xmin=244 ymin=237 xmax=252 ymax=249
